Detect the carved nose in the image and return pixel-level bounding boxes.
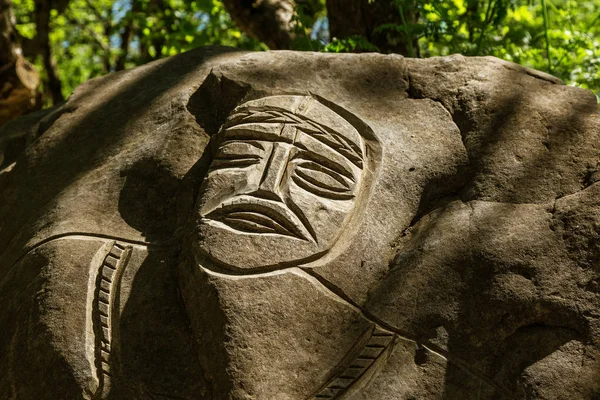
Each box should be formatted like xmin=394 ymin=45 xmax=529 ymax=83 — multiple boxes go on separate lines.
xmin=256 ymin=143 xmax=291 ymax=200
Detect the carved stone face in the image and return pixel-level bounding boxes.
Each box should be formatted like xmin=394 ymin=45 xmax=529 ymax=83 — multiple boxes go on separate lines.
xmin=195 ymin=95 xmax=378 ymax=271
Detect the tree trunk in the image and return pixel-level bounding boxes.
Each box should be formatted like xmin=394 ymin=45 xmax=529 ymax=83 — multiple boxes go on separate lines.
xmin=326 ymin=0 xmax=420 ymax=56
xmin=35 ymin=0 xmax=64 ymax=104
xmin=0 ymin=0 xmax=40 ymax=128
xmin=222 ymin=0 xmax=296 ymax=49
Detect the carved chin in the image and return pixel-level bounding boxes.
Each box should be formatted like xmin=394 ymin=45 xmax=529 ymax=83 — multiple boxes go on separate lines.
xmin=195 ymin=221 xmax=331 ymax=272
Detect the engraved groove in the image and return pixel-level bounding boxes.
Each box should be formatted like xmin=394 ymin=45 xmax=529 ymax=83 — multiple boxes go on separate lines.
xmin=295 ymin=162 xmax=353 ymax=189
xmin=224 ymin=109 xmax=303 ymax=127
xmin=295 ymin=169 xmax=350 ymax=194
xmin=223 ymin=126 xmax=295 ymax=144
xmin=283 ymin=197 xmax=318 ymax=243
xmin=212 ymin=154 xmax=260 ymax=162
xmin=214 ymin=150 xmax=261 ymax=161
xmin=291 ymin=175 xmax=355 ymax=201
xmin=224 ymin=106 xmax=363 ymax=168
xmin=309 ymin=325 xmax=396 ymax=400
xmin=92 ymin=242 xmax=131 ymax=399
xmin=356 ymin=355 xmax=378 ymax=360
xmin=222 ymin=211 xmax=296 ymax=236
xmin=208 ymin=158 xmax=260 ymax=172
xmin=260 ymin=143 xmax=278 ymax=186
xmin=206 ymin=201 xmax=313 ymax=242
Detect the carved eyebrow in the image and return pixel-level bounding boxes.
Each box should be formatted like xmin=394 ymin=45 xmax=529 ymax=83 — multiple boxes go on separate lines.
xmin=295 ymin=121 xmax=363 ymax=169
xmin=220 ymin=125 xmax=295 ymax=144
xmin=225 ymin=108 xmax=303 ymax=126
xmin=218 ymin=139 xmax=265 ymax=151
xmin=224 ymin=107 xmax=364 ymax=169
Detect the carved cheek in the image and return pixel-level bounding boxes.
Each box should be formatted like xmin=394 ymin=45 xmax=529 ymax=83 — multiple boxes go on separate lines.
xmin=199 ymin=167 xmax=260 ymax=215
xmin=287 ymin=182 xmax=355 ymax=243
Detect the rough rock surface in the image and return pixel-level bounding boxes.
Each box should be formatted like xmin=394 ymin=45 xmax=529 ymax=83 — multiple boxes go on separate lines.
xmin=1 ymin=46 xmax=600 ymax=399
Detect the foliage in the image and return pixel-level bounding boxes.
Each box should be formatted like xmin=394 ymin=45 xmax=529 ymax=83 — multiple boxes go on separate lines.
xmin=9 ymin=0 xmax=600 ymax=102
xmin=323 ymin=36 xmax=381 ymax=53
xmin=418 ymin=0 xmax=600 ymax=95
xmin=12 ymin=0 xmax=265 ymax=100
xmin=312 ymin=0 xmax=600 ymax=97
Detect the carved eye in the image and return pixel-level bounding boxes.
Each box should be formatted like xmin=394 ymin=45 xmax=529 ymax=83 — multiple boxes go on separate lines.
xmin=210 ymin=141 xmax=264 ymax=171
xmin=292 ymin=161 xmax=355 ymax=200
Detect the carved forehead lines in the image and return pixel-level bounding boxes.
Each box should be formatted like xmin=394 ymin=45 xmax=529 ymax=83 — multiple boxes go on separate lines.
xmin=219 ymin=96 xmax=365 ymax=169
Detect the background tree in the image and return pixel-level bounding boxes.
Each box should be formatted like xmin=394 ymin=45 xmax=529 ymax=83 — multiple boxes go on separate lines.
xmin=222 ymin=0 xmax=296 ymax=49
xmin=0 ymin=0 xmax=39 ymax=127
xmin=221 ymin=0 xmax=420 ymax=54
xmin=11 ymin=0 xmax=265 ymax=106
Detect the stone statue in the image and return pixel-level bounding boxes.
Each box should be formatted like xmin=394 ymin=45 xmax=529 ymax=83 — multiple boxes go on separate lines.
xmin=1 ymin=47 xmax=599 ymax=399
xmin=196 ymin=94 xmax=381 ymax=270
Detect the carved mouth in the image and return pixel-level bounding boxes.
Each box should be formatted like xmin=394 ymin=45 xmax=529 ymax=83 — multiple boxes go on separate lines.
xmin=203 ymin=196 xmax=315 ymax=242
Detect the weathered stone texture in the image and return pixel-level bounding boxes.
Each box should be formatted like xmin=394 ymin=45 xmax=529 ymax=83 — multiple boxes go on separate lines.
xmin=1 ymin=47 xmax=599 ymax=399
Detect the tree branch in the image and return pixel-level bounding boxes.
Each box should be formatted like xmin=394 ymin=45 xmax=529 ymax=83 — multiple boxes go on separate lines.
xmin=84 ymin=0 xmax=103 ymax=22
xmin=222 ymin=0 xmax=296 ymax=49
xmin=0 ymin=0 xmax=19 ymax=65
xmin=115 ymin=0 xmax=140 ymax=70
xmin=114 ymin=19 xmax=132 ymax=71
xmin=64 ymin=12 xmax=110 ymax=72
xmin=80 ymin=0 xmax=112 ymax=72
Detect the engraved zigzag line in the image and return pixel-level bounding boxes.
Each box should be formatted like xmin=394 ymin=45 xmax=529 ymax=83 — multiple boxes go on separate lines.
xmin=92 ymin=242 xmax=131 ymax=399
xmin=310 ymin=325 xmax=395 ymax=400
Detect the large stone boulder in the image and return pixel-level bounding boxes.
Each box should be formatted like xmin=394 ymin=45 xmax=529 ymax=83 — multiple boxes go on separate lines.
xmin=1 ymin=46 xmax=599 ymax=399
